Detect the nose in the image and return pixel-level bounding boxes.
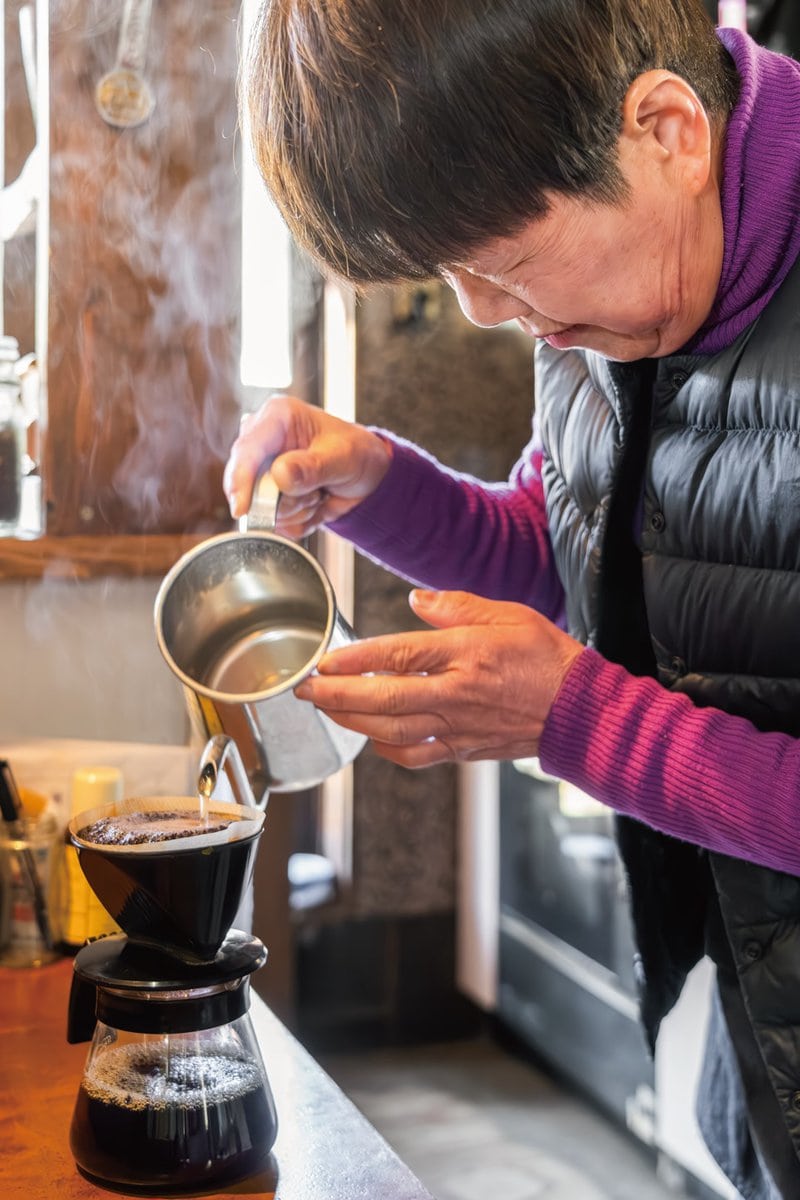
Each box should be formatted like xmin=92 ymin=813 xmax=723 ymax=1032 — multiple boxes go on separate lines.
xmin=445 ymin=271 xmax=531 ymax=329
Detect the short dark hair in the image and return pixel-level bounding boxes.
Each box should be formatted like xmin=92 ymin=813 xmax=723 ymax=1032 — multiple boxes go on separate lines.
xmin=244 ymin=0 xmax=738 ymax=284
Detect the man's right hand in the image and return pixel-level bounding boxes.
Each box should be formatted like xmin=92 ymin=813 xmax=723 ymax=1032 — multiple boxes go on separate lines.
xmin=223 ymin=395 xmax=393 ymax=538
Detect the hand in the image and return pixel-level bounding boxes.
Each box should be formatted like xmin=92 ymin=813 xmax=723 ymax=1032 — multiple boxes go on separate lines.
xmin=294 ymin=589 xmax=585 ymax=767
xmin=223 ymin=394 xmax=393 ymax=537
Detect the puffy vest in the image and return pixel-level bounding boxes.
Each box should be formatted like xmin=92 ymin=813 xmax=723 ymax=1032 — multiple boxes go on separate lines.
xmin=535 ymin=252 xmax=800 ymax=1183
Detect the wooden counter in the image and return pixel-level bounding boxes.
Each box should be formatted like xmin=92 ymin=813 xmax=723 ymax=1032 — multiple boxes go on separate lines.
xmin=0 ymin=959 xmax=434 ymax=1200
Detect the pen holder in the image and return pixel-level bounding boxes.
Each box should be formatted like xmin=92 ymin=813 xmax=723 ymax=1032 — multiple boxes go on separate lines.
xmin=0 ymin=815 xmax=62 ymax=967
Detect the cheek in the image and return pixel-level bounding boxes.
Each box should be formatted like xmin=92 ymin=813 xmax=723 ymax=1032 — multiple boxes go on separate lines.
xmin=576 ymin=262 xmax=667 ymax=331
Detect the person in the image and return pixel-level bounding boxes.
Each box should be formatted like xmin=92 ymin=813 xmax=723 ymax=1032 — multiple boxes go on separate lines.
xmin=225 ymin=2 xmax=800 ymax=1195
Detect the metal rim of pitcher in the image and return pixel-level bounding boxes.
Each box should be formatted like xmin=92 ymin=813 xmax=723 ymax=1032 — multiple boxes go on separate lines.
xmin=153 ymin=528 xmax=338 ymax=705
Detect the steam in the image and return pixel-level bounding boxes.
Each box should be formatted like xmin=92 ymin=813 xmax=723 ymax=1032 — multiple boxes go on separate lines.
xmin=46 ymin=0 xmax=249 ymax=534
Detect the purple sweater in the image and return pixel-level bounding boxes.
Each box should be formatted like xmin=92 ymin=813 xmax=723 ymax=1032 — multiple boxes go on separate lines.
xmin=331 ymin=31 xmax=800 ymax=877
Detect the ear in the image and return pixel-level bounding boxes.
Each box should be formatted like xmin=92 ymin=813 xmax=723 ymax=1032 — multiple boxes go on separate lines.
xmin=620 ymin=70 xmax=713 ymax=193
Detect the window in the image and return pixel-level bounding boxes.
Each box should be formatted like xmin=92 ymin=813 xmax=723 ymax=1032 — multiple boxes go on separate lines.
xmin=0 ymin=0 xmax=297 ymax=578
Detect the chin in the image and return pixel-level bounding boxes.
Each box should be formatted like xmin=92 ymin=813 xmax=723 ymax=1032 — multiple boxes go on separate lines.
xmin=560 ymin=336 xmax=653 ymax=361
xmin=599 ymin=345 xmax=654 ymax=362
xmin=576 ymin=329 xmax=665 ymax=361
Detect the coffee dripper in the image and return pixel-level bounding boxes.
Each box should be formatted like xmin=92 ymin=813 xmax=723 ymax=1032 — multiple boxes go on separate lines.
xmin=65 ymin=735 xmax=278 ymax=1194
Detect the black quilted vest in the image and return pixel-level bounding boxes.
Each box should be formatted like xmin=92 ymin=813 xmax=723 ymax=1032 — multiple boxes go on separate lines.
xmin=535 ymin=251 xmax=800 ymax=1173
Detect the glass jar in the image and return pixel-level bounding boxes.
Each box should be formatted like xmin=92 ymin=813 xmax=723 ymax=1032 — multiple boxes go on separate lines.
xmin=0 ymin=335 xmax=26 ymax=535
xmin=0 ymin=808 xmax=62 ymax=967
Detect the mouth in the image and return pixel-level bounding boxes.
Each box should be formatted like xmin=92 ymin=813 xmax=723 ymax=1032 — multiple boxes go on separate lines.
xmin=541 ymin=327 xmax=577 ymax=349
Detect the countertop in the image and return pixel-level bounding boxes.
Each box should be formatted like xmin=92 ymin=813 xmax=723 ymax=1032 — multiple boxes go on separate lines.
xmin=0 ymin=957 xmax=434 ymax=1200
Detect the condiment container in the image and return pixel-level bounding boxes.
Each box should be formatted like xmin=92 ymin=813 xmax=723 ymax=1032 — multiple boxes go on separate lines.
xmin=0 ymin=783 xmax=61 ymax=967
xmin=0 ymin=335 xmax=26 ymax=535
xmin=59 ymin=767 xmax=123 ymax=952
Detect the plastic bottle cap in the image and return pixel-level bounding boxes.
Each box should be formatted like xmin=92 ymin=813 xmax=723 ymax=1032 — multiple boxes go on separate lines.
xmin=70 ymin=766 xmax=124 ymax=817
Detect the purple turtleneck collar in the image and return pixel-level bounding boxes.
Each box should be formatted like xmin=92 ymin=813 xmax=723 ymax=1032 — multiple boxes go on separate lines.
xmin=687 ymin=29 xmax=800 ymax=355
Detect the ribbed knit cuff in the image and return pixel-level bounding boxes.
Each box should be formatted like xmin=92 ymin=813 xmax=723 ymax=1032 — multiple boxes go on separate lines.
xmin=539 ymin=646 xmax=800 ymax=876
xmin=540 ymin=648 xmax=626 ymax=778
xmin=328 ymin=433 xmax=445 ymax=560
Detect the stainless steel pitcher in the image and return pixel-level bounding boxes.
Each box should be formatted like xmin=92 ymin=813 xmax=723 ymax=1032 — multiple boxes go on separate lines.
xmin=154 ymin=474 xmax=367 ymax=802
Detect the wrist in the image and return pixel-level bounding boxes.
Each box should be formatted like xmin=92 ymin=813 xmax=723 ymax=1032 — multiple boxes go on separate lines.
xmin=363 ymin=430 xmax=394 ymax=492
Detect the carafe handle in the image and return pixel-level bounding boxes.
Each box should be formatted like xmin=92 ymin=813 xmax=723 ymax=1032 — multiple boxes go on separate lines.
xmin=67 ymin=970 xmax=97 ymax=1044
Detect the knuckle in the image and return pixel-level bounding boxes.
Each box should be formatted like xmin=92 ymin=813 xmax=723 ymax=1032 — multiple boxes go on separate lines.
xmin=392 ymin=718 xmax=414 ymax=746
xmin=392 ymin=643 xmax=420 ymax=675
xmin=377 ymin=677 xmax=404 ymax=715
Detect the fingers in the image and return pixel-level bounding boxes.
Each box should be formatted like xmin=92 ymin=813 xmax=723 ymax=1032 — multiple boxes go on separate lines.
xmin=295 ymin=665 xmax=454 ymax=714
xmin=372 ymin=737 xmax=455 ymax=769
xmin=308 ymin=630 xmax=460 ymax=680
xmin=224 ymin=440 xmax=269 ymax=519
xmin=316 ymin=705 xmax=546 ymax=753
xmin=224 ymin=399 xmax=297 ymax=518
xmin=363 ymin=733 xmax=545 ymax=769
xmin=310 ymin=597 xmax=539 ymax=678
xmin=315 ymin=709 xmax=456 ymax=745
xmin=409 ymin=588 xmax=537 ymax=629
xmin=312 ymin=701 xmax=544 ymax=754
xmin=272 ymin=488 xmax=328 ymax=538
xmin=270 ymin=446 xmax=337 ymax=498
xmin=224 ymin=394 xmax=393 ymax=522
xmin=225 ymin=395 xmax=333 ymax=520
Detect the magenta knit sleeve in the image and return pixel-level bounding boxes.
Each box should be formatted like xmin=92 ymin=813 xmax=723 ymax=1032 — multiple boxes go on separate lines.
xmin=540 ymin=647 xmax=800 ymax=876
xmin=328 ymin=429 xmax=566 ymax=622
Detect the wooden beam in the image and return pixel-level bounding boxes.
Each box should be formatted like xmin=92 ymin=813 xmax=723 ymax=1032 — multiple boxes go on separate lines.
xmin=0 ymin=532 xmax=211 ymax=579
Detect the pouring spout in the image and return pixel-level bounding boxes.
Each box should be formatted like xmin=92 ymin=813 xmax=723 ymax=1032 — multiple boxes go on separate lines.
xmin=197 ymin=735 xmax=268 ymax=811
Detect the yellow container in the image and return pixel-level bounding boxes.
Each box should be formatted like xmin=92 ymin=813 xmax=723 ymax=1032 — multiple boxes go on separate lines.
xmin=61 ymin=767 xmax=123 ymax=949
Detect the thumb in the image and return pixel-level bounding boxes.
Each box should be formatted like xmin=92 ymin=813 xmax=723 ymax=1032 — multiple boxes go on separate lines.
xmin=408 ymin=589 xmax=499 ymax=629
xmin=271 ymin=449 xmax=321 ymax=496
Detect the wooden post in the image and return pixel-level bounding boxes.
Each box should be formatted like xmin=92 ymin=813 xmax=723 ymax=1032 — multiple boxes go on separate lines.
xmin=46 ymin=0 xmax=242 ymax=538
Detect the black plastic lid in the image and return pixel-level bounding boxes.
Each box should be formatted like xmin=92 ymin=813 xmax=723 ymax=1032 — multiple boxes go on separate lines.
xmin=69 ymin=930 xmax=268 ymax=1036
xmin=73 ymin=928 xmax=267 ymax=991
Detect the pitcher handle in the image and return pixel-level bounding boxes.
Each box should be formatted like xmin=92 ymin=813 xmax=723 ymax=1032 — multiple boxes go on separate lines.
xmin=239 ymin=467 xmax=281 ymax=534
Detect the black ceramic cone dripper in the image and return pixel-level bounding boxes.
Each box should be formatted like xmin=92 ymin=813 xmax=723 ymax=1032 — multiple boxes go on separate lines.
xmin=69 ymin=797 xmax=265 ymax=964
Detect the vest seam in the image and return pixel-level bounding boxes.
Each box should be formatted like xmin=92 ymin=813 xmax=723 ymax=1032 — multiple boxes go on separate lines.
xmin=644 ymin=550 xmax=800 ymax=581
xmin=656 ymin=420 xmax=800 ymax=437
xmin=665 ymin=668 xmax=800 ymax=684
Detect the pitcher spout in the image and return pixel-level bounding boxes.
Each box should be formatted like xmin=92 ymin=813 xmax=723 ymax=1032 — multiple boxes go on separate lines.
xmin=198 ymin=735 xmax=268 ymax=812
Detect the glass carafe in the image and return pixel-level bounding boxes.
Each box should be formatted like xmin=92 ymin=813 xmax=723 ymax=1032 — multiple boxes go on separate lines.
xmin=67 ymin=929 xmax=277 ymax=1195
xmin=70 ymin=1008 xmax=277 ymax=1192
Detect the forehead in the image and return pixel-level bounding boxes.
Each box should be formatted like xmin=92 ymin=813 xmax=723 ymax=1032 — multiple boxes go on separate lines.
xmin=446 ymin=224 xmax=541 ymax=278
xmin=450 ymin=193 xmax=614 ymax=278
xmin=448 ymin=129 xmax=674 ymax=278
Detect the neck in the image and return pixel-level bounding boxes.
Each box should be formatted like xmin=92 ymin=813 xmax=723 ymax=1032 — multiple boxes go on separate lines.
xmin=685 ymin=29 xmax=800 ymax=355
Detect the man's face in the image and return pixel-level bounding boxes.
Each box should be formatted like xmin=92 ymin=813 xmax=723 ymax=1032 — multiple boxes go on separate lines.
xmin=441 ymin=134 xmax=724 ymax=361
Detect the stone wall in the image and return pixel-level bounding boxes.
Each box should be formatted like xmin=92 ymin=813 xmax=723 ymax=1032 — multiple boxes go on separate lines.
xmin=348 ymin=283 xmax=535 ymax=918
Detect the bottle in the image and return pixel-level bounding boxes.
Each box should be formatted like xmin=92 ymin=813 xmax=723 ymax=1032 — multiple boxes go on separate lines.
xmin=60 ymin=767 xmax=123 ymax=952
xmin=0 ymin=336 xmax=26 ymax=535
